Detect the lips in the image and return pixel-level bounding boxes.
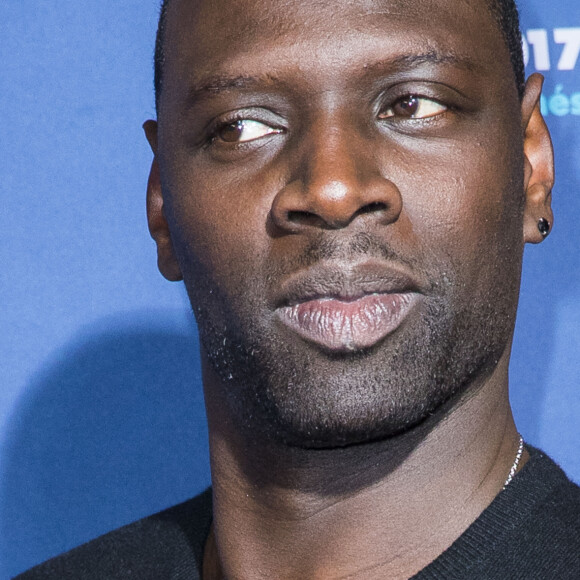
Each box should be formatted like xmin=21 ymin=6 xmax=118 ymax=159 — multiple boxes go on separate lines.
xmin=273 ymin=260 xmax=422 ymax=352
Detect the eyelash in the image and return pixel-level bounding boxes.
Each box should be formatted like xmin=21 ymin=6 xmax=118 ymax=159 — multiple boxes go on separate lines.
xmin=204 ymin=114 xmax=283 ymax=148
xmin=378 ymin=94 xmax=451 ymax=121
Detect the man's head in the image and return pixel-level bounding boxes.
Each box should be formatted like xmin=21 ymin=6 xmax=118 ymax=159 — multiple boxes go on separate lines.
xmin=145 ymin=0 xmax=553 ymax=448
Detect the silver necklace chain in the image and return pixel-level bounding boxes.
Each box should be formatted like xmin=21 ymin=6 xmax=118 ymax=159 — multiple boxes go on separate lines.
xmin=503 ymin=434 xmax=524 ymax=489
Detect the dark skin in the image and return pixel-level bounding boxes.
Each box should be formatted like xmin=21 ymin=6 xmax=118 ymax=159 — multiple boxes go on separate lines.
xmin=144 ymin=0 xmax=554 ymax=577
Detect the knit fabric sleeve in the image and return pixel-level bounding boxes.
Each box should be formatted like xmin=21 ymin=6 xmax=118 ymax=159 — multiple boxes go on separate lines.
xmin=13 ymin=488 xmax=212 ymax=580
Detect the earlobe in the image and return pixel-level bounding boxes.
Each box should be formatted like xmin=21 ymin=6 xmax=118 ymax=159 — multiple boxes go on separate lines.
xmin=144 ymin=120 xmax=183 ymax=281
xmin=521 ymin=74 xmax=555 ymax=244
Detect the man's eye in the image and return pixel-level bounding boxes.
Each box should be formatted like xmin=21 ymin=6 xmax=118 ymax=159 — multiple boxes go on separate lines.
xmin=379 ymin=96 xmax=447 ymax=120
xmin=215 ymin=119 xmax=282 ymax=143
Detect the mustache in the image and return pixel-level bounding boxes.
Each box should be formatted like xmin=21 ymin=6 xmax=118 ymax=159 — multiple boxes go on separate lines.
xmin=295 ymin=231 xmax=419 ymax=271
xmin=264 ymin=230 xmax=438 ymax=308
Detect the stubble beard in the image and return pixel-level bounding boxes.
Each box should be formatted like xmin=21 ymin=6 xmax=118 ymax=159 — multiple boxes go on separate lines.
xmin=187 ymin=252 xmax=515 ymax=450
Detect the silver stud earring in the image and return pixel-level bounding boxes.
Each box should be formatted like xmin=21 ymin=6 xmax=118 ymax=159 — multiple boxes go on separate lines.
xmin=538 ymin=218 xmax=550 ymax=238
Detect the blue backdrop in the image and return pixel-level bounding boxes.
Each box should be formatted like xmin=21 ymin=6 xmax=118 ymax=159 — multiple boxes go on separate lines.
xmin=1 ymin=2 xmax=578 ymax=577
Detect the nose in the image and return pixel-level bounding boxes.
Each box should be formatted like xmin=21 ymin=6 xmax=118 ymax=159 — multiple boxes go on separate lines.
xmin=270 ymin=124 xmax=402 ymax=232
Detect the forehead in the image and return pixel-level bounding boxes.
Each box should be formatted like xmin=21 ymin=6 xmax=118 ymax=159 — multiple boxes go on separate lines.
xmin=161 ymin=0 xmax=511 ymax=110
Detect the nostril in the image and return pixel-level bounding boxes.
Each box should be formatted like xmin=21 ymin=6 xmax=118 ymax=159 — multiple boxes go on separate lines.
xmin=288 ymin=210 xmax=322 ymax=227
xmin=355 ymin=201 xmax=388 ymax=217
xmin=287 ymin=202 xmax=389 ymax=229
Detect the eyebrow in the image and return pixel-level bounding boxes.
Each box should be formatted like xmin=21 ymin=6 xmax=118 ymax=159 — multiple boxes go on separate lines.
xmin=184 ymin=50 xmax=476 ymax=107
xmin=369 ymin=50 xmax=477 ymax=73
xmin=185 ymin=74 xmax=281 ymax=107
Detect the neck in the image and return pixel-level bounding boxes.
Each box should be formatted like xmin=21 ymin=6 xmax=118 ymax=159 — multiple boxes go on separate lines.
xmin=202 ymin=354 xmax=524 ymax=580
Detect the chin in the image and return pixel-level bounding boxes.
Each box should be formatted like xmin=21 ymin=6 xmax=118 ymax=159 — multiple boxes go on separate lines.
xmin=201 ymin=307 xmax=499 ymax=451
xmin=192 ymin=261 xmax=516 ymax=450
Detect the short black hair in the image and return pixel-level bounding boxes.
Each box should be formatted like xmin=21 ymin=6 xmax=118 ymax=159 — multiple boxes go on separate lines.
xmin=154 ymin=0 xmax=170 ymax=114
xmin=153 ymin=0 xmax=525 ymax=113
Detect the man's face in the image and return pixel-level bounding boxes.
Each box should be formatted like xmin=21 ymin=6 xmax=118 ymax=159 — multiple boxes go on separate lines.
xmin=152 ymin=0 xmax=529 ymax=447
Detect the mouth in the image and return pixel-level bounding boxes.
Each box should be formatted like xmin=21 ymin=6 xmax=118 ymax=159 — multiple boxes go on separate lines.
xmin=273 ymin=260 xmax=422 ymax=353
xmin=276 ymin=292 xmax=418 ymax=352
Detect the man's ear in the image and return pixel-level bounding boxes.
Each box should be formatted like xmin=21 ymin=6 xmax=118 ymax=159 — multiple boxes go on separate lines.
xmin=521 ymin=74 xmax=555 ymax=244
xmin=143 ymin=120 xmax=183 ymax=281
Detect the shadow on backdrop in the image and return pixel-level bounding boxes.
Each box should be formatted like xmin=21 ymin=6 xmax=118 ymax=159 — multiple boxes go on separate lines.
xmin=0 ymin=310 xmax=210 ymax=579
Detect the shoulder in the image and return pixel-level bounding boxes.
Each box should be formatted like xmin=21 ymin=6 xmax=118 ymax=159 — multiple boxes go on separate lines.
xmin=14 ymin=488 xmax=212 ymax=580
xmin=513 ymin=448 xmax=580 ymax=570
xmin=415 ymin=447 xmax=580 ymax=580
xmin=476 ymin=446 xmax=580 ymax=578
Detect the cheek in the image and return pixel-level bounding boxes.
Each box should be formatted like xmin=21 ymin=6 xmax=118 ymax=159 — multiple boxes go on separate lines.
xmin=397 ymin=140 xmax=524 ymax=289
xmin=163 ymin=161 xmax=277 ymax=295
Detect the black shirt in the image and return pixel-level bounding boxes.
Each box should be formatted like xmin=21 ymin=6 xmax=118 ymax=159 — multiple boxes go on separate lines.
xmin=16 ymin=447 xmax=580 ymax=579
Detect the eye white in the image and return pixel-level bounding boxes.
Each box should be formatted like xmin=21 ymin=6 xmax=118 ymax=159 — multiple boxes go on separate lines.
xmin=412 ymin=98 xmax=446 ymax=118
xmin=237 ymin=119 xmax=280 ymax=142
xmin=381 ymin=97 xmax=447 ymax=119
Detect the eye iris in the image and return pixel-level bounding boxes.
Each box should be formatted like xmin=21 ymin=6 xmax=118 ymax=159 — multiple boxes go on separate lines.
xmin=396 ymin=96 xmax=419 ymax=117
xmin=218 ymin=120 xmax=245 ymax=142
